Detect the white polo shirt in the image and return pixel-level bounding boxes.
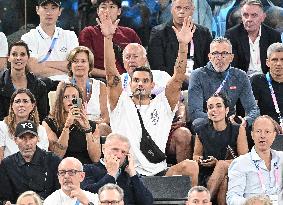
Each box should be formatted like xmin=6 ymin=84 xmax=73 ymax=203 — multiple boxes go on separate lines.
xmin=0 ymin=32 xmax=8 ymax=57
xmin=21 ymin=25 xmax=79 ymax=81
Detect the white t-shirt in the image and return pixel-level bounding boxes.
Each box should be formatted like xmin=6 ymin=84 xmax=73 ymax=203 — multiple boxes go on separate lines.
xmin=110 ymin=91 xmax=176 ymax=176
xmin=0 ymin=32 xmax=8 ymax=57
xmin=21 ymin=25 xmax=79 ymax=81
xmin=44 ymin=189 xmax=99 ymax=205
xmin=0 ymin=121 xmax=49 ymax=158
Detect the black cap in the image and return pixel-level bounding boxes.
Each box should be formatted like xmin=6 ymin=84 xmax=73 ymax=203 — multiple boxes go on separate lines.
xmin=38 ymin=0 xmax=61 ymax=6
xmin=15 ymin=120 xmax=38 ymax=138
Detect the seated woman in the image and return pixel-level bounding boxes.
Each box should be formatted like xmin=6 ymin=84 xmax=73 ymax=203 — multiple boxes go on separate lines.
xmin=16 ymin=191 xmax=42 ymax=205
xmin=0 ymin=41 xmax=48 ymax=122
xmin=0 ymin=88 xmax=49 ymax=162
xmin=66 ymin=46 xmax=109 ymax=124
xmin=193 ymin=93 xmax=249 ymax=205
xmin=42 ymin=82 xmax=101 ymax=164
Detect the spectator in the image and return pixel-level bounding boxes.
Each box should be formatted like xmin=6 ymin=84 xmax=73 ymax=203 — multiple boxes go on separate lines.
xmin=16 ymin=191 xmax=43 ymax=205
xmin=185 ymin=186 xmax=212 ymax=205
xmin=79 ymin=0 xmax=141 ymax=80
xmin=0 ymin=120 xmax=61 ymax=204
xmin=82 ymin=133 xmax=153 ymax=205
xmin=43 ymin=82 xmax=101 ymax=164
xmin=227 ymin=115 xmax=283 ymax=205
xmin=98 ymin=184 xmax=125 ymax=205
xmin=66 ymin=46 xmax=110 ymax=124
xmin=0 ymin=41 xmax=49 ymax=122
xmin=193 ymin=93 xmax=248 ymax=205
xmin=225 ymin=0 xmax=281 ymax=77
xmin=21 ymin=0 xmax=79 ymax=90
xmin=244 ymin=195 xmax=272 ymax=205
xmin=0 ymin=32 xmax=8 ymax=71
xmin=103 ymin=10 xmax=198 ymax=185
xmin=44 ymin=157 xmax=99 ymax=205
xmin=188 ymin=37 xmax=260 ymax=131
xmin=251 ymin=42 xmax=283 ymax=128
xmin=147 ymin=0 xmax=212 ymax=81
xmin=121 ymin=43 xmax=192 ymax=162
xmin=0 ymin=89 xmax=49 ymax=162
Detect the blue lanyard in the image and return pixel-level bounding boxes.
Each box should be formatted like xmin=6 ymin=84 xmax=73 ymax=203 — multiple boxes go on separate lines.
xmin=215 ymin=69 xmax=230 ymax=94
xmin=71 ymin=77 xmax=91 ymax=98
xmin=265 ymin=72 xmax=283 ymax=125
xmin=38 ymin=36 xmax=58 ymax=63
xmin=123 ymin=73 xmax=129 ymax=89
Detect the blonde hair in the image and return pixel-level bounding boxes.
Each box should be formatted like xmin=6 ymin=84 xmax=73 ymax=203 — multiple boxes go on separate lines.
xmin=16 ymin=191 xmax=42 ymax=205
xmin=67 ymin=46 xmax=95 ymax=77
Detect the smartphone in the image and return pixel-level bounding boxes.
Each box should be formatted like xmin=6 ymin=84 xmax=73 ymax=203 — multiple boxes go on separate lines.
xmin=234 ymin=116 xmax=242 ymax=124
xmin=72 ymin=97 xmax=82 ymax=108
xmin=120 ymin=156 xmax=129 ymax=171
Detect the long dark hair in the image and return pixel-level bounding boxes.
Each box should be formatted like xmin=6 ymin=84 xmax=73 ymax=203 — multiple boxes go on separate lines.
xmin=49 ymin=82 xmax=84 ymax=129
xmin=4 ymin=88 xmax=39 ymax=137
xmin=7 ymin=40 xmax=31 ymax=73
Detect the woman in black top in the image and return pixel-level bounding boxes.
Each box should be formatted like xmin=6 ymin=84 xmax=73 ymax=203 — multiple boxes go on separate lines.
xmin=42 ymin=82 xmax=101 ymax=164
xmin=0 ymin=41 xmax=48 ymax=122
xmin=193 ymin=93 xmax=248 ymax=205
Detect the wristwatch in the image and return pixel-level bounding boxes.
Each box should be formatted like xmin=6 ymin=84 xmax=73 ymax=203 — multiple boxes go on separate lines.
xmin=88 ymin=202 xmax=94 ymax=205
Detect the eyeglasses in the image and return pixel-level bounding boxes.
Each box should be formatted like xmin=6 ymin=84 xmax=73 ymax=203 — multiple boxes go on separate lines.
xmin=13 ymin=99 xmax=31 ymax=104
xmin=210 ymin=51 xmax=232 ymax=58
xmin=100 ymin=200 xmax=122 ymax=205
xmin=57 ymin=169 xmax=82 ymax=177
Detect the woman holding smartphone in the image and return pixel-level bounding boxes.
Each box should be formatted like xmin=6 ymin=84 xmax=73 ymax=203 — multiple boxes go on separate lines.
xmin=193 ymin=93 xmax=248 ymax=205
xmin=42 ymin=82 xmax=101 ymax=164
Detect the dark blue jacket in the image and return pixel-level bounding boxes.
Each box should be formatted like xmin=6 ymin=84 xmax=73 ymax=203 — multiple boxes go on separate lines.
xmin=82 ymin=162 xmax=153 ymax=205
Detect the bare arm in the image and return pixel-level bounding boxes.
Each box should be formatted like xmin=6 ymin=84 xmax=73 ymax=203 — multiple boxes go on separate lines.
xmin=193 ymin=135 xmax=203 ymax=162
xmin=98 ymin=11 xmax=123 ymax=111
xmin=28 ymin=57 xmax=68 ymax=78
xmin=237 ymin=125 xmax=249 ymax=155
xmin=0 ymin=146 xmax=4 ymax=163
xmin=99 ymin=81 xmax=110 ymax=124
xmin=86 ymin=129 xmax=101 ymax=162
xmin=0 ymin=57 xmax=7 ymax=71
xmin=42 ymin=121 xmax=69 ymax=158
xmin=165 ymin=17 xmax=196 ymax=111
xmin=90 ymin=68 xmax=106 ymax=78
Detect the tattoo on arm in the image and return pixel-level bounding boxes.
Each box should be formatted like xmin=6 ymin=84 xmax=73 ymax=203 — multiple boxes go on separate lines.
xmin=107 ymin=75 xmax=121 ymax=87
xmin=52 ymin=141 xmax=67 ymax=150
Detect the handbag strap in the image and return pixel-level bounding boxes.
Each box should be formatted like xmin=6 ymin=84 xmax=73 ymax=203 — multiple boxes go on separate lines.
xmin=136 ymin=106 xmax=152 ymax=140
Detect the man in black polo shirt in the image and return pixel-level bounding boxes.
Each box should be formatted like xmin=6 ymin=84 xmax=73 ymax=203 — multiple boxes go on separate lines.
xmin=0 ymin=120 xmax=61 ymax=205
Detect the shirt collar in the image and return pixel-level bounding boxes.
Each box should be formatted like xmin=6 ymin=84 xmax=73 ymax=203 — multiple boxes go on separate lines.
xmin=251 ymin=146 xmax=280 ymax=162
xmin=37 ymin=24 xmax=59 ymax=39
xmin=16 ymin=146 xmax=44 ymax=166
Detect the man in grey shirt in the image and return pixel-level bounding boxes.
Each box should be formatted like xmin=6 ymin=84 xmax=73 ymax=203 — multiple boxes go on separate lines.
xmin=188 ymin=37 xmax=259 ymax=131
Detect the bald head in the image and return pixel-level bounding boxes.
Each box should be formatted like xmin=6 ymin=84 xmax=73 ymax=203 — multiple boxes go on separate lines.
xmin=123 ymin=43 xmax=148 ymax=74
xmin=58 ymin=157 xmax=83 ymax=171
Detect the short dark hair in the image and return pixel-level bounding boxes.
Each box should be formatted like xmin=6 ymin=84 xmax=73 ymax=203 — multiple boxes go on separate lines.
xmin=97 ymin=0 xmax=121 ymax=8
xmin=130 ymin=66 xmax=153 ymax=82
xmin=209 ymin=92 xmax=231 ymax=108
